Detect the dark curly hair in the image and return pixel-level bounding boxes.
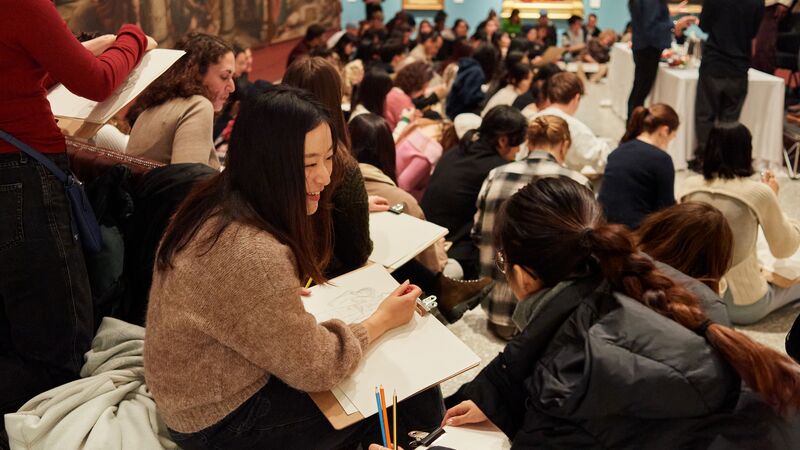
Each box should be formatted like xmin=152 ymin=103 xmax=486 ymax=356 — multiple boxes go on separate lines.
xmin=127 ymin=32 xmax=233 ymax=125
xmin=394 ymin=61 xmax=433 ymax=96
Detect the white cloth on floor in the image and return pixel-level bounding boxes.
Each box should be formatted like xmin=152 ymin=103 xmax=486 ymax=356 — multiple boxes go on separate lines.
xmin=4 ymin=317 xmax=176 ymax=450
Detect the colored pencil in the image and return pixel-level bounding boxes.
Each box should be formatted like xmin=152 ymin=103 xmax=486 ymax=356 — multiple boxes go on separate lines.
xmin=380 ymin=385 xmax=392 ymax=447
xmin=304 ymin=277 xmax=313 ymax=289
xmin=393 ymin=390 xmax=397 ymax=450
xmin=375 ymin=388 xmax=387 ymax=446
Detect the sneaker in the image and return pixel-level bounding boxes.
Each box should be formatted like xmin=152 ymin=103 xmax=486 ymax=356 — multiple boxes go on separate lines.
xmin=434 ymin=275 xmax=494 ymax=323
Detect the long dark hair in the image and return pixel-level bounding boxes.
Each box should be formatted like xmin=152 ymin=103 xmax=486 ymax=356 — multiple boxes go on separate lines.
xmin=622 ymin=104 xmax=680 ymax=143
xmin=353 ymin=68 xmax=393 ymax=116
xmin=461 ymin=105 xmax=526 ymax=153
xmin=349 ymin=113 xmax=397 ymax=183
xmin=283 ymin=56 xmax=351 ymax=150
xmin=636 ymin=202 xmax=733 ymax=293
xmin=156 ymin=85 xmax=338 ymax=283
xmin=495 ymin=177 xmax=800 ymax=414
xmin=702 ymin=122 xmax=756 ymax=181
xmin=127 ymin=32 xmax=232 ymax=124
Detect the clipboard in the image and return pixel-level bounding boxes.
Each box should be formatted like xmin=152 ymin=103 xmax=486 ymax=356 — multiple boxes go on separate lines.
xmin=536 ymin=47 xmax=567 ymax=66
xmin=303 ymin=265 xmax=480 ymax=430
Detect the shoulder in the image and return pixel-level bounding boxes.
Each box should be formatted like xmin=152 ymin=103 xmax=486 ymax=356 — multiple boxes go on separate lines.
xmin=198 ymin=219 xmax=296 ymax=273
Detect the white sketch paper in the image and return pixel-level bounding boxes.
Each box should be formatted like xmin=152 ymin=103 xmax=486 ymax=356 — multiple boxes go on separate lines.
xmin=47 ymin=49 xmax=185 ymax=124
xmin=757 ymin=228 xmax=800 ymax=280
xmin=304 ymin=264 xmax=480 ymax=419
xmin=369 ymin=212 xmax=448 ymax=270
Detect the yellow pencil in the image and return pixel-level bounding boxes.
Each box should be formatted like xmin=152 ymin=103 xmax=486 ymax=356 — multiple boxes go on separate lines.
xmin=393 ymin=390 xmax=397 ymax=450
xmin=304 ymin=277 xmax=313 ymax=289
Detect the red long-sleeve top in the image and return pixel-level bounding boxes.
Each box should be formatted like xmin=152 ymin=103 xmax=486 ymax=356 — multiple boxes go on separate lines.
xmin=0 ymin=0 xmax=147 ymax=154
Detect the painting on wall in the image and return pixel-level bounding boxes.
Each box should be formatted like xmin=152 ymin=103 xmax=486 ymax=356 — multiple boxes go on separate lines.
xmin=401 ymin=0 xmax=444 ymax=11
xmin=55 ymin=0 xmax=341 ymax=48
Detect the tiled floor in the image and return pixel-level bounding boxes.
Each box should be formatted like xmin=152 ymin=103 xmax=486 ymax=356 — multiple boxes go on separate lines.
xmin=442 ymin=80 xmax=800 ymax=396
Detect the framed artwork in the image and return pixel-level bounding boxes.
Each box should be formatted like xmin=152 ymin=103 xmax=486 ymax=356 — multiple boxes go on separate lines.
xmin=402 ymin=0 xmax=445 ymax=11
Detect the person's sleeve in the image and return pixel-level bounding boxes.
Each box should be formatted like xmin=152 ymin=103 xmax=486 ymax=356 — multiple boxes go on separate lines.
xmin=471 ymin=175 xmax=492 ymax=245
xmin=330 ymin=164 xmax=372 ymax=276
xmin=654 ymin=155 xmax=676 ymax=210
xmin=397 ymin=156 xmax=431 ymax=194
xmin=209 ymin=241 xmax=369 ymax=393
xmin=756 ymin=186 xmax=800 ymax=259
xmin=19 ymin=0 xmax=147 ymax=101
xmin=170 ymin=98 xmax=216 ymax=166
xmin=460 ymin=344 xmax=528 ymax=437
xmin=413 ymin=93 xmax=439 ymax=110
xmin=564 ymin=123 xmax=610 ymax=172
xmin=461 ymin=71 xmax=487 ymax=112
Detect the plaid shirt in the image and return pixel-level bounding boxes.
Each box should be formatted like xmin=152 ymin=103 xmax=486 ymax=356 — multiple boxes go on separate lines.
xmin=471 ymin=151 xmax=593 ymax=327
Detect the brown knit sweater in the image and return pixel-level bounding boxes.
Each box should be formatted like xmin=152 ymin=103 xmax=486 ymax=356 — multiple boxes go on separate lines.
xmin=143 ymin=218 xmax=369 ymax=433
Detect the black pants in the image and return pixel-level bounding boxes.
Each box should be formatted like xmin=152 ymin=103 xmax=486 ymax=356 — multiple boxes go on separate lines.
xmin=627 ymin=46 xmax=663 ymax=123
xmin=694 ymin=73 xmax=748 ymax=158
xmin=0 ymin=152 xmax=93 ymax=415
xmin=169 ymin=378 xmax=445 ymax=450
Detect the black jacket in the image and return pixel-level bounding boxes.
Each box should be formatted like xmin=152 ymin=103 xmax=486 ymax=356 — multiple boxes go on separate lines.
xmin=446 ymin=58 xmax=486 ymax=120
xmin=461 ymin=264 xmax=800 ymax=449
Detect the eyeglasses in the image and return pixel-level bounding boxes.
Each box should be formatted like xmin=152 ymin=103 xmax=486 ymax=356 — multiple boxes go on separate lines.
xmin=495 ymin=251 xmax=507 ymax=274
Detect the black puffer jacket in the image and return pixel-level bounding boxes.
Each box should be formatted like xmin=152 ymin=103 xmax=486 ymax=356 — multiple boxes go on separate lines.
xmin=461 ymin=269 xmax=800 ymax=449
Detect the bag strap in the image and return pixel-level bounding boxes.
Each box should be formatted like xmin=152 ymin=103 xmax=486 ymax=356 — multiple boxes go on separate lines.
xmin=0 ymin=129 xmax=70 ymax=183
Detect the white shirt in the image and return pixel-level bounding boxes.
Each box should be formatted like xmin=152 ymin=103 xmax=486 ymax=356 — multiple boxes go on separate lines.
xmin=533 ymin=106 xmax=611 ymax=173
xmin=481 ymin=85 xmax=519 ymax=117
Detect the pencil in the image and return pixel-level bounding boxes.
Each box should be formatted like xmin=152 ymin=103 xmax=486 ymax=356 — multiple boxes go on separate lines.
xmin=380 ymin=385 xmax=392 ymax=447
xmin=304 ymin=277 xmax=312 ymax=289
xmin=375 ymin=388 xmax=387 ymax=446
xmin=393 ymin=390 xmax=397 ymax=450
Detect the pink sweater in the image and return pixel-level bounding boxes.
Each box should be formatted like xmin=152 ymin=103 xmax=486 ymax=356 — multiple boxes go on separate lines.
xmin=384 ymin=87 xmax=413 ymax=130
xmin=396 ymin=130 xmax=443 ymax=201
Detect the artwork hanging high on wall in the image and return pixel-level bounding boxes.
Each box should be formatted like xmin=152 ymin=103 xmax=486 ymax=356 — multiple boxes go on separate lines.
xmin=401 ymin=0 xmax=444 ymax=11
xmin=500 ymin=1 xmax=584 ymax=21
xmin=55 ymin=0 xmax=341 ymax=48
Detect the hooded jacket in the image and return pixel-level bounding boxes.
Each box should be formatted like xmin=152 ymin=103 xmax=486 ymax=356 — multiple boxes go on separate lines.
xmin=446 ymin=58 xmax=487 ymax=120
xmin=460 ymin=266 xmax=800 ymax=449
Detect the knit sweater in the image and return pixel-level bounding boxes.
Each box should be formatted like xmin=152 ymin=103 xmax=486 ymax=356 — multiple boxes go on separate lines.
xmin=144 ymin=218 xmax=369 ymax=433
xmin=127 ymin=95 xmax=221 ymax=169
xmin=681 ymin=176 xmax=800 ymax=305
xmin=329 ymin=159 xmax=373 ymax=277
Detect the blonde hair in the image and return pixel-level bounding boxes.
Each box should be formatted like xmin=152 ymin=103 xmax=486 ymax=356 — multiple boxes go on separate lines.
xmin=527 ymin=115 xmax=571 ymax=150
xmin=599 ymin=29 xmax=617 ymax=42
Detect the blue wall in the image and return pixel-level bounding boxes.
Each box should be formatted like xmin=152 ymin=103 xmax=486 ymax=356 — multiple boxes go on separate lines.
xmin=340 ymin=0 xmax=631 ymax=36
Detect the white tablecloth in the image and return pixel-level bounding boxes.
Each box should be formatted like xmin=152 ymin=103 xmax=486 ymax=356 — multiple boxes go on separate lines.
xmin=608 ymin=44 xmax=785 ymax=170
xmin=608 ymin=43 xmax=635 ymax=120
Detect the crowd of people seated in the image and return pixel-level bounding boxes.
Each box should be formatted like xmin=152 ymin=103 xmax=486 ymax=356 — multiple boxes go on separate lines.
xmin=2 ymin=1 xmax=800 ymax=449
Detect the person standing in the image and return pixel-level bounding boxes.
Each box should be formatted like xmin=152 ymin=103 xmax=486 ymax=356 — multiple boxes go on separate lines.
xmin=537 ymin=9 xmax=558 ymax=48
xmin=627 ymin=0 xmax=696 ymax=123
xmin=753 ymin=1 xmax=793 ymax=75
xmin=692 ymin=0 xmax=764 ymax=167
xmin=0 ymin=0 xmax=154 ymax=416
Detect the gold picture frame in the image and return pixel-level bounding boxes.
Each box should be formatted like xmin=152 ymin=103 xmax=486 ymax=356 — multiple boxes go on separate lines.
xmin=402 ymin=0 xmax=445 ymax=11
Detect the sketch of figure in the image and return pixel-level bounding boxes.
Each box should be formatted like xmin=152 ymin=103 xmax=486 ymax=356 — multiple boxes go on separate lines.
xmin=311 ymin=288 xmax=391 ymax=324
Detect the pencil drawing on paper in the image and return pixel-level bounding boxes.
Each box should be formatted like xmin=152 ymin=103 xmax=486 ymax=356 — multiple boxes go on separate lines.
xmin=314 ymin=288 xmax=391 ymax=324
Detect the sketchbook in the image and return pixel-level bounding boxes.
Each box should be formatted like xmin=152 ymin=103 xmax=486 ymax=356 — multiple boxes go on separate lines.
xmin=304 ymin=264 xmax=480 ymax=429
xmin=47 ymin=49 xmax=185 ymax=128
xmin=368 ymin=212 xmax=448 ymax=270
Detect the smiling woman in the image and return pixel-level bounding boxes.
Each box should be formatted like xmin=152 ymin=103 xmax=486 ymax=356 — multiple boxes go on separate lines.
xmin=144 ymin=85 xmax=443 ymax=449
xmin=125 ymin=32 xmax=234 ymax=169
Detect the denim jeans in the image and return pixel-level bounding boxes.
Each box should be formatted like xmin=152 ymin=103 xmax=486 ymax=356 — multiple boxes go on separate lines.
xmin=0 ymin=152 xmax=93 ymax=414
xmin=168 ymin=378 xmax=445 ymax=450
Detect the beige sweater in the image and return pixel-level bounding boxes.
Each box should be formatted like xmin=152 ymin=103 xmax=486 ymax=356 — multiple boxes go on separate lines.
xmin=681 ymin=175 xmax=800 ymax=305
xmin=127 ymin=95 xmax=221 ymax=169
xmin=144 ymin=218 xmax=369 ymax=433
